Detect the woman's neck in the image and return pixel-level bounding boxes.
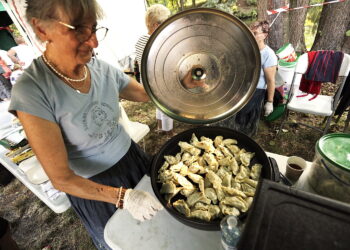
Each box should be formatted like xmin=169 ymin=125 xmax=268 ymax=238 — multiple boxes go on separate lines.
xmin=258 ymin=41 xmax=266 ymax=51
xmin=45 ymin=49 xmax=84 ymax=78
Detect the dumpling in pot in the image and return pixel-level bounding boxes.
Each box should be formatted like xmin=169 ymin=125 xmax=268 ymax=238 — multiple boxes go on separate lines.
xmin=206 ymin=170 xmax=222 ymax=189
xmin=250 ymin=163 xmax=262 ymax=180
xmin=221 ymin=186 xmax=247 ymax=198
xmin=245 ymin=196 xmax=254 ymax=210
xmin=192 ymin=140 xmax=215 ymax=153
xmin=221 ymin=196 xmax=248 ymax=212
xmin=204 ymin=188 xmax=218 ymax=204
xmin=160 ymin=181 xmax=176 ymax=194
xmin=158 ymin=170 xmax=173 ymax=183
xmin=235 ymin=165 xmax=250 ymax=182
xmin=170 ymin=161 xmax=184 ymax=172
xmin=226 ymin=144 xmax=240 ymax=155
xmin=173 ymin=199 xmax=191 ymax=217
xmin=208 ymin=204 xmax=221 ymax=219
xmin=187 ymin=192 xmax=211 ymax=207
xmin=158 ymin=161 xmax=169 ymax=173
xmin=222 ymin=138 xmax=238 ymax=145
xmin=218 ymin=145 xmax=233 ymax=158
xmin=240 ymin=152 xmax=255 ymax=167
xmin=214 ymin=186 xmax=226 ymax=201
xmin=180 ymin=187 xmax=197 ymax=197
xmin=203 ymin=153 xmax=219 ymax=171
xmin=164 ymin=155 xmax=178 ymax=165
xmin=214 ymin=136 xmax=223 ymax=147
xmin=193 ymin=202 xmax=210 ymax=211
xmin=222 ymin=174 xmax=232 ymax=188
xmin=190 ymin=133 xmax=199 ymax=145
xmin=179 ymin=164 xmax=189 ymax=176
xmin=178 ymin=141 xmax=201 ymax=156
xmin=241 ymin=183 xmax=256 ymax=197
xmin=187 ymin=173 xmax=204 ymax=184
xmin=173 ymin=173 xmax=194 ymax=189
xmin=243 ymin=178 xmax=258 ymax=188
xmin=190 ymin=209 xmax=211 ymax=222
xmin=219 ymin=202 xmax=240 ymax=216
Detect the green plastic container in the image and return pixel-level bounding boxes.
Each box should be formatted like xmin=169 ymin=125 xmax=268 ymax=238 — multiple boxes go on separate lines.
xmin=307 ymin=133 xmax=350 ymax=203
xmin=265 ymin=104 xmax=285 ymax=122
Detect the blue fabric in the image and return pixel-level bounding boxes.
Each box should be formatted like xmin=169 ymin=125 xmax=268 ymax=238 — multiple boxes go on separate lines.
xmin=257 ymin=45 xmax=277 ymax=89
xmin=66 ymin=141 xmax=150 ymax=250
xmin=9 ymin=57 xmax=132 ymax=178
xmin=214 ymin=89 xmax=266 ymax=137
xmin=305 ymin=51 xmax=344 ymax=82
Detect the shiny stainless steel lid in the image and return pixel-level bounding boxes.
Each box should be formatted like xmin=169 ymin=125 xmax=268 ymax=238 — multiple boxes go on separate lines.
xmin=142 ymin=8 xmax=261 ymax=124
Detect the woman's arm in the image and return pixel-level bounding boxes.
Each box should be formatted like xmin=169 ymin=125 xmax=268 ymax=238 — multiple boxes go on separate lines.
xmin=17 ymin=111 xmax=120 ymax=205
xmin=120 ymin=77 xmax=149 ymax=102
xmin=264 ymin=66 xmax=277 ymax=102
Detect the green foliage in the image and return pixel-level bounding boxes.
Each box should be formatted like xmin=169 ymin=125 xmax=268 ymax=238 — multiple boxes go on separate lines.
xmin=246 ymin=0 xmax=257 ymax=6
xmin=304 ymin=0 xmax=323 ymax=50
xmin=346 ymin=30 xmax=350 ymax=37
xmin=202 ymin=0 xmax=237 ymax=15
xmin=233 ymin=8 xmax=257 ymax=20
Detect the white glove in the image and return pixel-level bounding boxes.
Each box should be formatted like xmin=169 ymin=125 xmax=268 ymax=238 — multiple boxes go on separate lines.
xmin=264 ymin=102 xmax=274 ymax=116
xmin=123 ymin=189 xmax=163 ymax=221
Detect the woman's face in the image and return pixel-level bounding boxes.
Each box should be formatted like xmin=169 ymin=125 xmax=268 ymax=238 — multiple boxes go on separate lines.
xmin=252 ymin=26 xmax=267 ymax=43
xmin=45 ymin=14 xmax=98 ymax=66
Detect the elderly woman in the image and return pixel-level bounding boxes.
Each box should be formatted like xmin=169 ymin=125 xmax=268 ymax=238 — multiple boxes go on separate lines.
xmin=135 ymin=4 xmax=175 ymax=136
xmin=215 ymin=20 xmax=277 ymax=136
xmin=9 ymin=1 xmax=163 ymax=249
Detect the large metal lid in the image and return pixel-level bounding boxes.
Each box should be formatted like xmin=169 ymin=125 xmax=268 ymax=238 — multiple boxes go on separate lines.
xmin=142 ymin=8 xmax=261 ymax=124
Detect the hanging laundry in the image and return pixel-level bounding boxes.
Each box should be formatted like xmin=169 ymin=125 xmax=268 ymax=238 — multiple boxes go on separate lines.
xmin=298 ymin=51 xmax=344 ymax=100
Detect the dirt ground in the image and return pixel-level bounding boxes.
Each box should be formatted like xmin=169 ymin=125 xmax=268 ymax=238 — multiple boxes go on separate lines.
xmin=1 ymin=89 xmax=348 ymax=249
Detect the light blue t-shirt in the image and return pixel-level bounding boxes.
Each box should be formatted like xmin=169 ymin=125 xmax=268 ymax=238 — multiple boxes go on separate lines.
xmin=9 ymin=57 xmax=131 ymax=178
xmin=257 ymin=45 xmax=277 ymax=89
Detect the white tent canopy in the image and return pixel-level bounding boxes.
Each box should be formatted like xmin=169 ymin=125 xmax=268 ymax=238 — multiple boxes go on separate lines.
xmin=0 ymin=0 xmax=148 ymax=68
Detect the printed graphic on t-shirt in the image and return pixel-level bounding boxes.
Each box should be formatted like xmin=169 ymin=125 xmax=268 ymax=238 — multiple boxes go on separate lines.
xmin=82 ymin=101 xmax=118 ymax=142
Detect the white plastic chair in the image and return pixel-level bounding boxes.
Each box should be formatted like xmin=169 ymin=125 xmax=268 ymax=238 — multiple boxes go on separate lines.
xmin=278 ymin=52 xmax=350 ymax=135
xmin=118 ymin=103 xmax=150 ymax=149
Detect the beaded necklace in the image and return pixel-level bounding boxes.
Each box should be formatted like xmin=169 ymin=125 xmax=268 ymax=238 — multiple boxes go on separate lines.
xmin=42 ymin=53 xmax=88 ymax=93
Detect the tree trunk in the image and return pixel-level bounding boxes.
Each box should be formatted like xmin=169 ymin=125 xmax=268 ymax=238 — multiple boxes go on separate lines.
xmin=311 ymin=0 xmax=350 ymax=51
xmin=288 ymin=0 xmax=310 ymax=53
xmin=192 ymin=0 xmax=196 ymax=7
xmin=179 ymin=0 xmax=184 ymax=11
xmin=266 ymin=0 xmax=287 ymax=51
xmin=257 ymin=0 xmax=268 ymax=21
xmin=342 ymin=23 xmax=350 ymax=54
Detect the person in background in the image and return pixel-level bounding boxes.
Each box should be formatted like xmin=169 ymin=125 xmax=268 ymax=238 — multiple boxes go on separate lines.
xmin=0 ymin=55 xmax=12 ymax=100
xmin=215 ymin=20 xmax=277 ymax=136
xmin=135 ymin=4 xmax=175 ymax=136
xmin=7 ymin=36 xmax=35 ymax=69
xmin=8 ymin=1 xmax=203 ymax=248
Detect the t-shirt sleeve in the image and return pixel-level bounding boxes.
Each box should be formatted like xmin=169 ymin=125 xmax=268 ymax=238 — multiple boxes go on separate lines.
xmin=263 ymin=48 xmax=278 ymax=69
xmin=115 ymin=67 xmax=130 ymax=92
xmin=9 ymin=73 xmax=56 ymax=123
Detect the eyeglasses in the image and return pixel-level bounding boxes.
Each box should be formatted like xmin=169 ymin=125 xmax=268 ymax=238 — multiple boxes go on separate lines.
xmin=58 ymin=21 xmax=109 ymax=43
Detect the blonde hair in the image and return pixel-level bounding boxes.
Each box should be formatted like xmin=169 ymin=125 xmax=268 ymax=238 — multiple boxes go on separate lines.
xmin=145 ymin=4 xmax=171 ymax=32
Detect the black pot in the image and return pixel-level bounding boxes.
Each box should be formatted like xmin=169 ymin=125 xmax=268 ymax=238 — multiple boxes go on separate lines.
xmin=150 ymin=126 xmax=280 ymax=231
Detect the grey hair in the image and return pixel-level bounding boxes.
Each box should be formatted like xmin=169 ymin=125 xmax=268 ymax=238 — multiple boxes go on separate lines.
xmin=25 ymin=0 xmax=104 ymax=25
xmin=145 ymin=4 xmax=170 ymax=30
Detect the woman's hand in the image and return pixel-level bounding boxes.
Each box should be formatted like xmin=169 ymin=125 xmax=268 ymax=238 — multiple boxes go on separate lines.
xmin=123 ymin=189 xmax=163 ymax=221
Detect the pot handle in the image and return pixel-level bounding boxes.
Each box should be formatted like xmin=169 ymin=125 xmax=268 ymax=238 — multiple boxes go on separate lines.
xmin=268 ymin=157 xmax=280 ymax=182
xmin=321 ymin=159 xmax=350 ymax=186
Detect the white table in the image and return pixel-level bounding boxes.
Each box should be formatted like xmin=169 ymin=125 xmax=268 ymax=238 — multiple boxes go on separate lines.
xmin=0 ymin=146 xmax=71 ymax=213
xmin=104 ymin=152 xmax=314 ymax=250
